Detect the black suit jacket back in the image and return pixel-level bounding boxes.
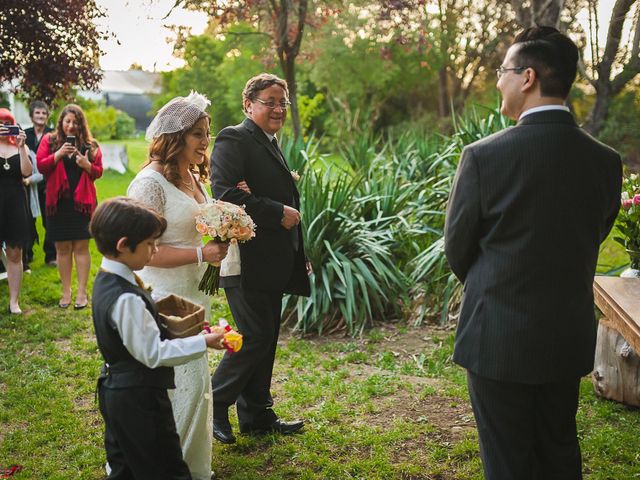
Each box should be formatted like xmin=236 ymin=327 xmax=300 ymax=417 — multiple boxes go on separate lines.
xmin=445 ymin=110 xmax=621 ymax=383
xmin=210 ymin=118 xmax=310 ymax=296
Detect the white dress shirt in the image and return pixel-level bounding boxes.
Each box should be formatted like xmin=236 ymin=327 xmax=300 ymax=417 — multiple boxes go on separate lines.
xmin=101 ymin=257 xmax=207 ymax=369
xmin=519 ymin=104 xmax=570 ymax=120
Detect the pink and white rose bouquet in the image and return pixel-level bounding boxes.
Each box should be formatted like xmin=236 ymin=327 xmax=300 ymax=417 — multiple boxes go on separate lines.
xmin=196 ymin=200 xmax=256 ymax=295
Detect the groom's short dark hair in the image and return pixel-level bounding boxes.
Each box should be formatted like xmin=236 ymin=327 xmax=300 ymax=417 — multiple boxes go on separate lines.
xmin=512 ymin=26 xmax=579 ymax=99
xmin=90 ymin=197 xmax=167 ymax=257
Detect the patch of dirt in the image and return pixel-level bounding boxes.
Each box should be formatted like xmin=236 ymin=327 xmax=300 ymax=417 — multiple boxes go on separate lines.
xmin=283 ymin=321 xmax=456 ymax=358
xmin=341 ymin=363 xmax=475 ymax=443
xmin=275 ymin=322 xmax=476 ymax=451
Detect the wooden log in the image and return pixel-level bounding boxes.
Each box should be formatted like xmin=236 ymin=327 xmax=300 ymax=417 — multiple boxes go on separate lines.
xmin=592 ymin=319 xmax=640 ymax=407
xmin=593 ymin=277 xmax=640 ymax=355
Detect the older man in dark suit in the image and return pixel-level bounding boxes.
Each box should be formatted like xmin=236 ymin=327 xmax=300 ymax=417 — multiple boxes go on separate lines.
xmin=209 ymin=73 xmax=310 ymax=444
xmin=445 ymin=27 xmax=621 ymax=479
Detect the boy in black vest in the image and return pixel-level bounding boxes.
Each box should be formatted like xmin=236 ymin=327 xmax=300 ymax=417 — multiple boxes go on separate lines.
xmin=90 ymin=197 xmax=226 ymax=480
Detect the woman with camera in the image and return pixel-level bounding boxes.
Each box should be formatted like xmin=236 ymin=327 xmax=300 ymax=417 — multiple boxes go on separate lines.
xmin=0 ymin=108 xmax=32 ymax=314
xmin=37 ymin=104 xmax=103 ymax=310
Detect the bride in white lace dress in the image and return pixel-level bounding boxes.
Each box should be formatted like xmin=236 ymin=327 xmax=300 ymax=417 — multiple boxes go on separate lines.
xmin=127 ymin=93 xmax=229 ymax=480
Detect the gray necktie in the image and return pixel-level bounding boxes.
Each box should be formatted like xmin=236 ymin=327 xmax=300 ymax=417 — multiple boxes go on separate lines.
xmin=271 ymin=137 xmax=287 ymax=168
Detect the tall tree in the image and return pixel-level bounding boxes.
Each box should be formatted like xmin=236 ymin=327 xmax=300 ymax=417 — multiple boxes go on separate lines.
xmin=379 ymin=0 xmax=519 ymax=117
xmin=156 ymin=25 xmax=271 ymax=132
xmin=0 ymin=0 xmax=106 ymax=102
xmin=509 ymin=0 xmax=567 ymax=28
xmin=582 ymin=0 xmax=640 ymax=134
xmin=509 ymin=0 xmax=640 ymax=135
xmin=176 ymin=0 xmax=338 ymax=139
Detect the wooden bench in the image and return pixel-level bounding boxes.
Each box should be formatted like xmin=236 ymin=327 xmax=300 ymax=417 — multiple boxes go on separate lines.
xmin=592 ymin=276 xmax=640 ymax=407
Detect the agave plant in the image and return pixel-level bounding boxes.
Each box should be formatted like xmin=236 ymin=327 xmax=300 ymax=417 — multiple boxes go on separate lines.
xmin=338 ymin=129 xmax=384 ymax=173
xmin=452 ymin=104 xmax=513 ymax=148
xmin=278 ymin=132 xmax=321 ymax=175
xmin=283 ymin=167 xmax=407 ymax=336
xmin=280 ymin=105 xmax=514 ymax=335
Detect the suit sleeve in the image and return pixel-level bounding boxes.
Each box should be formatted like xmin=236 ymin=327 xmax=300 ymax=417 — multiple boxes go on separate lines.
xmin=444 ymin=147 xmax=482 ymax=283
xmin=210 ymin=127 xmax=284 ymax=228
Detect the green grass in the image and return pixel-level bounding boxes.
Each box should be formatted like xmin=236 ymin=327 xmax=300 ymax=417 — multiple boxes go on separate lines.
xmin=1 ymin=139 xmax=639 ymax=478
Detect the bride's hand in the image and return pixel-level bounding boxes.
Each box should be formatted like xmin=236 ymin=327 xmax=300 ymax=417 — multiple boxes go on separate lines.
xmin=202 ymin=240 xmax=229 ymax=263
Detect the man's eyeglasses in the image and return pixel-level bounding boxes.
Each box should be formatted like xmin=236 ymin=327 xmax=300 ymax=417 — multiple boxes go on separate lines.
xmin=496 ymin=66 xmax=529 ymax=78
xmin=254 ymin=98 xmax=291 ymax=110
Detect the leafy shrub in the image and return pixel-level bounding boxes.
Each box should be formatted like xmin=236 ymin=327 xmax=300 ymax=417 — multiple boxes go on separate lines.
xmin=284 ymin=167 xmax=407 ymax=335
xmin=284 ymin=105 xmax=512 ymax=335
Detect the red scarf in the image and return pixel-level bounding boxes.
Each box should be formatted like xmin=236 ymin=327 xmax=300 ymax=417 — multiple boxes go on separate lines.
xmin=41 ymin=135 xmax=100 ymax=217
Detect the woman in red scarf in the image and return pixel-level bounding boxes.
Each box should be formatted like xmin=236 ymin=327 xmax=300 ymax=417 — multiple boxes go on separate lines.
xmin=0 ymin=108 xmax=32 ymax=314
xmin=36 ymin=104 xmax=103 ymax=309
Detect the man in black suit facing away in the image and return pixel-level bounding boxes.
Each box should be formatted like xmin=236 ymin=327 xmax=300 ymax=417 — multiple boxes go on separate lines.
xmin=209 ymin=73 xmax=310 ymax=444
xmin=445 ymin=27 xmax=621 ymax=479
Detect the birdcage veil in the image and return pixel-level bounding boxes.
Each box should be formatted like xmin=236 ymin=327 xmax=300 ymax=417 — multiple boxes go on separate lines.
xmin=145 ymin=91 xmax=211 ymax=141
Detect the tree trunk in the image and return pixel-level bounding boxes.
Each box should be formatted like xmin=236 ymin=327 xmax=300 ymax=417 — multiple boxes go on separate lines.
xmin=584 ymin=84 xmax=612 ymax=135
xmin=510 ymin=0 xmax=565 ymax=28
xmin=282 ymin=55 xmax=302 ymax=140
xmin=583 ymin=0 xmax=640 ymax=136
xmin=592 ymin=320 xmax=640 ymax=407
xmin=438 ymin=67 xmax=450 ymax=118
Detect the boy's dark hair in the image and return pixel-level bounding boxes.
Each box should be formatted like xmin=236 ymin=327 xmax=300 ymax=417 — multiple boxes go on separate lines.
xmin=29 ymin=100 xmax=49 ymax=117
xmin=242 ymin=73 xmax=288 ymax=112
xmin=512 ymin=26 xmax=579 ymax=99
xmin=90 ymin=197 xmax=167 ymax=257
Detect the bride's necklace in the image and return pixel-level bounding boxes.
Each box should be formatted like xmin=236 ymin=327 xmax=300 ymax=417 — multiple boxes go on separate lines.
xmin=181 ymin=173 xmax=195 ymax=192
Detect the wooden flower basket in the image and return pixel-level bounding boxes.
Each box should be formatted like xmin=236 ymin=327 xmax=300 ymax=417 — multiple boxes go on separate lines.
xmin=156 ymin=294 xmax=205 ymax=339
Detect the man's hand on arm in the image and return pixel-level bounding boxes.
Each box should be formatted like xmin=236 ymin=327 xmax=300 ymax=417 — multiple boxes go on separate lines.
xmin=281 ymin=205 xmax=301 ymax=230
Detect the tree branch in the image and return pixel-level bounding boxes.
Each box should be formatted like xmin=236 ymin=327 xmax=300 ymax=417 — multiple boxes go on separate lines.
xmin=598 ymin=0 xmax=635 ymax=83
xmin=222 ymin=30 xmax=273 ymax=39
xmin=578 ymin=58 xmax=598 ymax=88
xmin=611 ymin=10 xmax=640 ymax=94
xmin=292 ymin=0 xmax=308 ymax=57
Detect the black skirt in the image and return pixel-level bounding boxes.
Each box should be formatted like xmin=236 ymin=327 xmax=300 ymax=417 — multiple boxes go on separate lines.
xmin=47 ymin=156 xmax=91 ymax=242
xmin=0 ymin=154 xmax=29 ymax=248
xmin=47 ymin=198 xmax=91 ymax=241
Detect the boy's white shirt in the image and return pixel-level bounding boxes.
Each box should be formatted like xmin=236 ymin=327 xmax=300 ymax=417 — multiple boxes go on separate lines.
xmin=100 ymin=257 xmax=206 ymax=369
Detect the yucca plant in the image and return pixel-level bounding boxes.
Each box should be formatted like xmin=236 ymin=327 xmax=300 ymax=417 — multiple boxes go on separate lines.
xmin=338 ymin=129 xmax=383 ymax=173
xmin=279 ymin=132 xmax=321 ymax=175
xmin=279 ymin=105 xmax=516 ymax=334
xmin=452 ymin=104 xmax=513 ymax=148
xmin=283 ymin=167 xmax=407 ymax=336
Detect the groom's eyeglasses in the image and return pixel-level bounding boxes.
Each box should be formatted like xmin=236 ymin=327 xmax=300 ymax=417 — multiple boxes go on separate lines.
xmin=254 ymin=98 xmax=292 ymax=110
xmin=496 ymin=66 xmax=529 ymax=79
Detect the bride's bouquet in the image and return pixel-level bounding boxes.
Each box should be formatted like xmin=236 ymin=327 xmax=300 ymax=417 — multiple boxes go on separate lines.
xmin=196 ymin=200 xmax=256 ymax=295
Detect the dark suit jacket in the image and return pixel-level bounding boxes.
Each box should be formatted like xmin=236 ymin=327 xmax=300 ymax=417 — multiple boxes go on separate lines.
xmin=210 ymin=118 xmax=310 ymax=296
xmin=445 ymin=110 xmax=621 ymax=384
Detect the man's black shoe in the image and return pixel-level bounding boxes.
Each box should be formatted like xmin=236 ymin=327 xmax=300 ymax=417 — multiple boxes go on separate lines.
xmin=212 ymin=419 xmax=236 ymax=444
xmin=241 ymin=419 xmax=304 ymax=435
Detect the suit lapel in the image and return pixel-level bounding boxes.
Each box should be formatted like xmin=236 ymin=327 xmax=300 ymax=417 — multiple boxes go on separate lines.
xmin=242 ymin=118 xmax=290 ymax=173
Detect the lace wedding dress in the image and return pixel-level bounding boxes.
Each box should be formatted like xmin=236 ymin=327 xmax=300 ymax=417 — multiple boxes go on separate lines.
xmin=128 ymin=168 xmax=213 ymax=480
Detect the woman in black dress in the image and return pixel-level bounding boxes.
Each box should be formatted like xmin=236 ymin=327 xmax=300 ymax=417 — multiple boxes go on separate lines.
xmin=0 ymin=108 xmax=33 ymax=314
xmin=37 ymin=105 xmax=103 ymax=309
